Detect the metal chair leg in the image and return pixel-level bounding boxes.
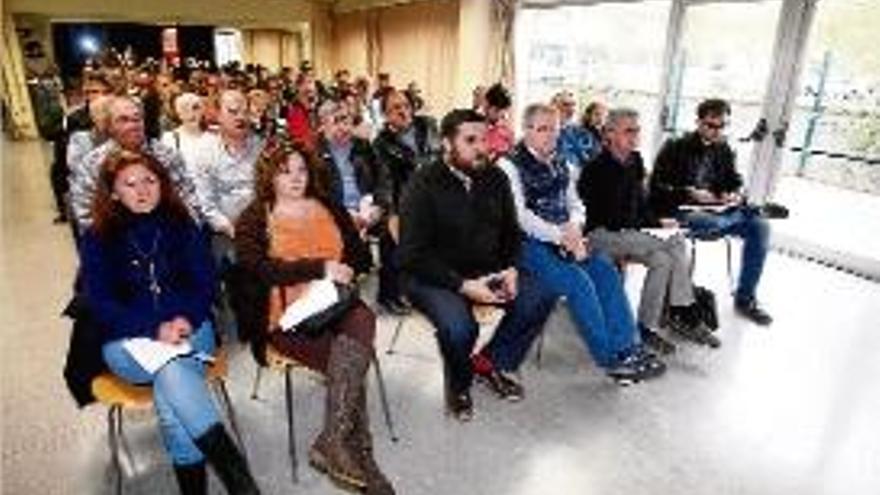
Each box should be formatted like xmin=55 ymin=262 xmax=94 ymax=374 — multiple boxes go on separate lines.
xmin=370 ymin=352 xmax=399 ymax=442
xmin=108 ymin=406 xmax=123 ymax=495
xmin=250 ymin=365 xmax=264 ymax=400
xmin=116 ymin=408 xmax=138 ymax=477
xmin=725 ymin=237 xmax=735 ymax=294
xmin=385 ymin=316 xmax=406 ymax=355
xmin=284 ymin=366 xmax=298 ymax=483
xmin=214 ymin=379 xmax=249 ymax=464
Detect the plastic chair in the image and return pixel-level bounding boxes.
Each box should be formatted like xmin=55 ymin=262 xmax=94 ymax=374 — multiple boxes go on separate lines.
xmin=91 ymin=348 xmax=247 ymax=495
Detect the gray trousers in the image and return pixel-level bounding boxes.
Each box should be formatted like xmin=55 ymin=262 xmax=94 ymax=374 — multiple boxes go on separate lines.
xmin=588 ymin=228 xmax=694 ymax=329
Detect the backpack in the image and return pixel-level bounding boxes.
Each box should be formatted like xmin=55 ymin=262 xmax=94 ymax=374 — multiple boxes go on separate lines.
xmin=693 ymin=285 xmax=719 ymax=330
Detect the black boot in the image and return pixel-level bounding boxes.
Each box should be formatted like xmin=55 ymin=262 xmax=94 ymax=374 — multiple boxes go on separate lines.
xmin=173 ymin=462 xmax=207 ymax=495
xmin=194 ymin=424 xmax=261 ymax=495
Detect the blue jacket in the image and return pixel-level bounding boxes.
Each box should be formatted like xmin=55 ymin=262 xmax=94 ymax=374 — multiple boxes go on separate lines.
xmin=80 ymin=210 xmax=215 ymax=344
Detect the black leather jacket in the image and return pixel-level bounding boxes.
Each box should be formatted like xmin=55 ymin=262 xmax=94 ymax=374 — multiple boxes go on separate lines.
xmin=372 ymin=115 xmax=441 ymax=214
xmin=649 ymin=132 xmax=743 ymax=217
xmin=316 ymin=136 xmax=380 ymax=210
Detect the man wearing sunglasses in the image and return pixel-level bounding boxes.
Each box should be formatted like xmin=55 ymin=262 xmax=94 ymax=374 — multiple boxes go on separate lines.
xmin=650 ymin=98 xmax=772 ymax=326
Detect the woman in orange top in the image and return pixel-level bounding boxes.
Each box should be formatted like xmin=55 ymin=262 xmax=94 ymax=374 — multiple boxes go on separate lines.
xmin=234 ymin=140 xmax=394 ymax=495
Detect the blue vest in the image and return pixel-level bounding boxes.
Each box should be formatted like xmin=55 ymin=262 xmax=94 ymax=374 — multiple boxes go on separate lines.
xmin=509 ymin=143 xmax=570 ymax=225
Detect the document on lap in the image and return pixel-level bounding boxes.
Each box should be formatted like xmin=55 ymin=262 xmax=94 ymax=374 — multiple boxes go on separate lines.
xmin=123 ymin=338 xmax=195 ymax=374
xmin=642 ymin=227 xmax=686 ymax=240
xmin=679 ymin=203 xmax=732 ymax=214
xmin=279 ymin=278 xmax=340 ymax=332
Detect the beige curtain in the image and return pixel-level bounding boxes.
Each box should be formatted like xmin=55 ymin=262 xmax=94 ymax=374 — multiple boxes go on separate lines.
xmin=332 ymin=0 xmax=459 ymax=117
xmin=250 ymin=30 xmax=283 ymax=70
xmin=331 ymin=13 xmax=369 ymax=76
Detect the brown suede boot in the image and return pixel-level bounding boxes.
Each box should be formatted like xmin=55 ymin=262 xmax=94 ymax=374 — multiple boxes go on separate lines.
xmin=309 ymin=335 xmax=370 ymax=490
xmin=348 ymin=383 xmax=395 ymax=495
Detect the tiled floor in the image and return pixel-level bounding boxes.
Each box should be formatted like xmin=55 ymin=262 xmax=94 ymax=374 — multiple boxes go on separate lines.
xmin=2 ymin=139 xmax=879 ymax=494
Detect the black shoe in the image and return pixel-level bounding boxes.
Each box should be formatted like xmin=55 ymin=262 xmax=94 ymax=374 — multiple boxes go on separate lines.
xmin=174 ymin=462 xmax=207 ymax=495
xmin=640 ymin=325 xmax=677 ymax=355
xmin=606 ymin=348 xmax=666 ymax=385
xmin=630 ymin=347 xmax=667 ymax=379
xmin=378 ymin=298 xmax=412 ymax=316
xmin=759 ymin=202 xmax=789 ymax=219
xmin=667 ymin=313 xmax=722 ymax=348
xmin=445 ymin=390 xmax=473 ymax=422
xmin=735 ymin=299 xmax=773 ymax=326
xmin=476 ymin=369 xmax=524 ymax=402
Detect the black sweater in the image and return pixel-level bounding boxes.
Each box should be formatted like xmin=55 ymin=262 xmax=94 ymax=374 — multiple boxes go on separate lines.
xmin=578 ymin=148 xmax=658 ymax=231
xmin=399 ymin=161 xmax=520 ymax=291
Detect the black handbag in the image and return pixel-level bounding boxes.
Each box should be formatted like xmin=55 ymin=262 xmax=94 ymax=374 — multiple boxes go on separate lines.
xmin=693 ymin=285 xmax=719 ymax=331
xmin=275 ymin=281 xmax=359 ymax=338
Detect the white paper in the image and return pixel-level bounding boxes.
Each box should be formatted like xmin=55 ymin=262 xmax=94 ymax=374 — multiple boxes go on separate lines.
xmin=680 ymin=203 xmax=731 ymax=214
xmin=122 ymin=338 xmax=193 ymax=374
xmin=642 ymin=227 xmax=685 ymax=240
xmin=278 ymin=278 xmax=340 ymax=332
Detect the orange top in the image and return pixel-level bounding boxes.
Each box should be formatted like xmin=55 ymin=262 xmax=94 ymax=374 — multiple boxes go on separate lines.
xmin=267 ymin=200 xmax=344 ymax=331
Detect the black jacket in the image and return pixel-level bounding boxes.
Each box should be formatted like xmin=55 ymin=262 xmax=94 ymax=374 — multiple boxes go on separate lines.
xmin=315 ymin=136 xmax=381 ymax=209
xmin=372 ymin=116 xmax=441 ymax=214
xmin=399 ymin=161 xmax=520 ymax=291
xmin=62 ymin=295 xmax=107 ymax=407
xmin=233 ymin=198 xmax=372 ymax=364
xmin=649 ymin=132 xmax=743 ymax=217
xmin=578 ymin=148 xmax=658 ymax=231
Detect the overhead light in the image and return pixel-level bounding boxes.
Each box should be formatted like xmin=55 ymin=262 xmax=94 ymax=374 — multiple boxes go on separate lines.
xmin=79 ymin=35 xmax=99 ymax=55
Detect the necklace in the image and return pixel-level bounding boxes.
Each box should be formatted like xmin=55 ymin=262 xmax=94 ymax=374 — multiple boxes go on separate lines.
xmin=128 ymin=228 xmax=163 ymax=308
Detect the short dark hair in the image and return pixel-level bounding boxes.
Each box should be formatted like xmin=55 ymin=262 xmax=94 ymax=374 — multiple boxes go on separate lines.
xmin=484 ymin=83 xmax=511 ymax=110
xmin=697 ymin=98 xmax=731 ymax=119
xmin=440 ymin=109 xmax=485 ymax=140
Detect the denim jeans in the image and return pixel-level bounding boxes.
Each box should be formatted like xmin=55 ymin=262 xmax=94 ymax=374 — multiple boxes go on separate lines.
xmin=682 ymin=205 xmax=769 ymax=303
xmin=406 ymin=272 xmax=557 ymax=394
xmin=102 ymin=321 xmax=219 ymax=466
xmin=519 ymin=239 xmax=637 ymax=368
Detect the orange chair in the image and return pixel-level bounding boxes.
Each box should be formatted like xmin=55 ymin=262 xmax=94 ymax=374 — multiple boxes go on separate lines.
xmin=91 ymin=348 xmax=246 ymax=495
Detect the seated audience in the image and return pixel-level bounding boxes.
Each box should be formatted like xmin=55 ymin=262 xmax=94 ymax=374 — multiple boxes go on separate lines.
xmin=51 ymin=73 xmax=111 ymax=224
xmin=67 ymin=94 xmax=113 ymax=182
xmin=70 ymin=96 xmax=203 ymax=231
xmin=160 ymin=92 xmax=205 ymax=172
xmin=578 ymin=108 xmax=720 ymax=352
xmin=80 ymin=150 xmax=260 ymax=495
xmin=192 ymin=89 xmax=263 ymax=340
xmin=372 ymin=89 xmax=441 ymax=315
xmin=482 ymin=83 xmax=515 ymax=162
xmin=581 ymin=100 xmax=607 ymax=156
xmin=315 ymin=99 xmax=383 ymax=234
xmin=234 ymin=141 xmax=395 ymax=495
xmin=286 ymin=73 xmax=319 ymax=151
xmin=552 ymin=91 xmax=599 ymax=169
xmin=497 ymin=103 xmax=666 ymax=384
xmin=649 ymin=98 xmax=772 ymax=325
xmin=399 ymin=109 xmax=558 ymax=421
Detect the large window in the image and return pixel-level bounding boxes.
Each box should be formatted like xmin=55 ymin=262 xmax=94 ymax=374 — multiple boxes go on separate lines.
xmin=515 ymin=1 xmax=672 ymax=156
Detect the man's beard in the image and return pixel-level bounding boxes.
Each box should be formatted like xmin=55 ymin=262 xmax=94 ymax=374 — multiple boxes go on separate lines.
xmin=450 ymin=148 xmax=488 ymax=175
